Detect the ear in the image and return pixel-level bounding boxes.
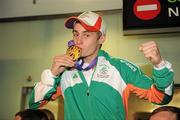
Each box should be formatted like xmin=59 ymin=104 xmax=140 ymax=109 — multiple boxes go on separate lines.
xmin=98 ymin=34 xmax=106 ymax=44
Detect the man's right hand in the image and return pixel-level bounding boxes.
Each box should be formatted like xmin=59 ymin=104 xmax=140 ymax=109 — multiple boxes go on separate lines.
xmin=50 ymin=54 xmax=75 ymax=76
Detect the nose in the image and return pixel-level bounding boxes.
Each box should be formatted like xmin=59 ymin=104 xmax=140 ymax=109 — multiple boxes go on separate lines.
xmin=74 ymin=36 xmax=83 ymax=45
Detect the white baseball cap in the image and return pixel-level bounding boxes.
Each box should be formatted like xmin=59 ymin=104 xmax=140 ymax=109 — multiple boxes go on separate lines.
xmin=65 ymin=11 xmax=106 ymax=35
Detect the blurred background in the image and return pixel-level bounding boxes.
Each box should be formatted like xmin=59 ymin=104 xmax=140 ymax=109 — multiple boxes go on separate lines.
xmin=0 ymin=0 xmax=179 ymax=120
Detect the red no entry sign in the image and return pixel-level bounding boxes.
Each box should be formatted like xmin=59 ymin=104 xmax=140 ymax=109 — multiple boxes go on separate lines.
xmin=133 ymin=0 xmax=161 ymax=20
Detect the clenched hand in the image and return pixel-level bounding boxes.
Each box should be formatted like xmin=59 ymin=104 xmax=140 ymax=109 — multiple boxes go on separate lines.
xmin=139 ymin=41 xmax=163 ymax=66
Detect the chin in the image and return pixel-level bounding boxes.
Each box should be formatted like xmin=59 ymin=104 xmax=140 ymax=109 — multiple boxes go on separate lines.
xmin=80 ymin=54 xmax=88 ymax=58
xmin=80 ymin=52 xmax=86 ymax=57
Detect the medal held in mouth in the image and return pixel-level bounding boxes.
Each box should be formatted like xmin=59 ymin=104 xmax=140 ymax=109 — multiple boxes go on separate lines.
xmin=66 ymin=40 xmax=81 ymax=61
xmin=66 ymin=40 xmax=97 ymax=71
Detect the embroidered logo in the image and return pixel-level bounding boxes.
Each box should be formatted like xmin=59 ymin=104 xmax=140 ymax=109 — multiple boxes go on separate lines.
xmin=99 ymin=66 xmax=108 ymax=74
xmin=97 ymin=64 xmax=110 ymax=78
xmin=73 ymin=73 xmax=78 ymax=79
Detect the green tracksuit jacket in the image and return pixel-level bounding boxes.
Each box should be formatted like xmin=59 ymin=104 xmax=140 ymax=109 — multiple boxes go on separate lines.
xmin=29 ymin=50 xmax=174 ymax=120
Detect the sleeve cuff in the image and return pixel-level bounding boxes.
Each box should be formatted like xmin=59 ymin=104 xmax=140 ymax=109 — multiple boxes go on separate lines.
xmin=154 ymin=60 xmax=172 ymax=70
xmin=41 ymin=69 xmax=57 ymax=86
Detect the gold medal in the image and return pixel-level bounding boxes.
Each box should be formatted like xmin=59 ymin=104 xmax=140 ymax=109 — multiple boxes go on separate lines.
xmin=66 ymin=45 xmax=81 ymax=61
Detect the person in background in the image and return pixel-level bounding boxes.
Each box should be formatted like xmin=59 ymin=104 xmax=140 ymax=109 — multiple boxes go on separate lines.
xmin=41 ymin=109 xmax=55 ymax=120
xmin=14 ymin=109 xmax=48 ymax=120
xmin=150 ymin=106 xmax=180 ymax=120
xmin=29 ymin=11 xmax=174 ymax=120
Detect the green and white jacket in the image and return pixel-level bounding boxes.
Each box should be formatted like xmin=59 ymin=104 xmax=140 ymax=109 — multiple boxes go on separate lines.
xmin=29 ymin=50 xmax=174 ymax=120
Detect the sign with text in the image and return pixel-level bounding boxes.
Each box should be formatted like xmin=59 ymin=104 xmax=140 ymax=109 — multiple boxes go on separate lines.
xmin=123 ymin=0 xmax=180 ymax=35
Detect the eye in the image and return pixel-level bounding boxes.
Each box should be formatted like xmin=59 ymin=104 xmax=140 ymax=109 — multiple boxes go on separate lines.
xmin=82 ymin=33 xmax=91 ymax=38
xmin=73 ymin=33 xmax=79 ymax=37
xmin=84 ymin=33 xmax=90 ymax=37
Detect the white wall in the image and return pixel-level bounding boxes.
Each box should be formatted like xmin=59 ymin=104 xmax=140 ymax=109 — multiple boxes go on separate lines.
xmin=0 ymin=0 xmax=122 ymax=18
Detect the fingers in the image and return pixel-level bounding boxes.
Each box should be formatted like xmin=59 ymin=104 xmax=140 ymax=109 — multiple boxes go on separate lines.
xmin=139 ymin=41 xmax=162 ymax=65
xmin=139 ymin=41 xmax=157 ymax=52
xmin=53 ymin=54 xmax=75 ymax=67
xmin=51 ymin=54 xmax=75 ymax=76
xmin=141 ymin=45 xmax=158 ymax=57
xmin=139 ymin=41 xmax=157 ymax=59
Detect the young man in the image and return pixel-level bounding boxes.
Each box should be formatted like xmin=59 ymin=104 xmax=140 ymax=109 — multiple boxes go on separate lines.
xmin=29 ymin=11 xmax=174 ymax=120
xmin=150 ymin=106 xmax=180 ymax=120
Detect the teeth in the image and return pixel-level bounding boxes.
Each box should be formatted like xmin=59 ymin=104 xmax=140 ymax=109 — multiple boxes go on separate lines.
xmin=66 ymin=46 xmax=81 ymax=61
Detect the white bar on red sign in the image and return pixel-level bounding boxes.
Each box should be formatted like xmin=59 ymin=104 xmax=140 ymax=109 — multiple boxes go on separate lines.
xmin=137 ymin=4 xmax=157 ymax=12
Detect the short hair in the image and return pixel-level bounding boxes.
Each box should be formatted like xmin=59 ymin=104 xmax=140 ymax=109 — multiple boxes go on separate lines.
xmin=41 ymin=109 xmax=55 ymax=120
xmin=15 ymin=109 xmax=48 ymax=120
xmin=151 ymin=106 xmax=180 ymax=120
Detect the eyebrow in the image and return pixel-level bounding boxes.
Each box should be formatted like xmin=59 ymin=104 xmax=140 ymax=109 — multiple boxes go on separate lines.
xmin=72 ymin=30 xmax=91 ymax=34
